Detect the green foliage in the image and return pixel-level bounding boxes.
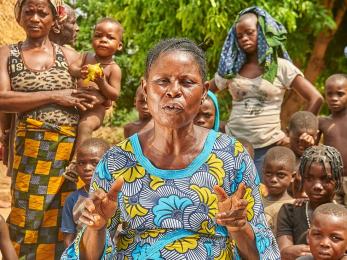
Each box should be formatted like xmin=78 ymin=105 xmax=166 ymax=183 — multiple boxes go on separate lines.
xmin=70 ymin=0 xmax=346 ymax=123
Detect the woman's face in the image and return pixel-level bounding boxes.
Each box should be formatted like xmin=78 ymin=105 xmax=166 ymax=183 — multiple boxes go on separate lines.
xmin=235 ymin=14 xmax=258 ymax=54
xmin=143 ymin=50 xmax=208 ymax=129
xmin=20 ymin=0 xmax=55 ymax=38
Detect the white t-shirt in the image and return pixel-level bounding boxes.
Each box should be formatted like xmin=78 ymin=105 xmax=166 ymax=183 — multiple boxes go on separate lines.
xmin=215 ymin=58 xmax=303 ymax=148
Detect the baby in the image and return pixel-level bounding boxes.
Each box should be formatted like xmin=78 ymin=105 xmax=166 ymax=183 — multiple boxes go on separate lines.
xmin=66 ymin=18 xmax=123 ymax=181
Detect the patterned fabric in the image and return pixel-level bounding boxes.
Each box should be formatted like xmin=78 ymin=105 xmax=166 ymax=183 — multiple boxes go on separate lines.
xmin=217 ymin=6 xmax=291 ymax=83
xmin=207 ymin=91 xmax=220 ymax=131
xmin=8 ymin=43 xmax=79 ymax=127
xmin=62 ymin=131 xmax=280 ymax=259
xmin=7 ymin=118 xmax=77 ymax=259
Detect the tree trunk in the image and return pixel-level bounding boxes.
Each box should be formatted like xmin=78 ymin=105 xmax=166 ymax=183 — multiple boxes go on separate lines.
xmin=281 ymin=0 xmax=347 ymax=129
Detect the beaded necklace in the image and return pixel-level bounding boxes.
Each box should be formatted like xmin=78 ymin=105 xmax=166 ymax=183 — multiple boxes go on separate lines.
xmin=305 ymin=201 xmax=311 ymax=228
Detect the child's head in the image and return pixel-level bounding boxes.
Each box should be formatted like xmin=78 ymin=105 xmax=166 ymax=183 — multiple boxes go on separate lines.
xmin=238 ymin=138 xmax=254 ymax=160
xmin=135 ymin=85 xmax=151 ymax=120
xmin=76 ymin=138 xmax=110 ymax=185
xmin=299 ymin=145 xmax=343 ymax=206
xmin=235 ymin=12 xmax=258 ymax=54
xmin=92 ymin=18 xmax=124 ymax=58
xmin=194 ymin=91 xmax=219 ymax=131
xmin=262 ymin=146 xmax=296 ymax=197
xmin=325 ymin=74 xmax=347 ymax=115
xmin=308 ymin=203 xmax=347 ymax=260
xmin=288 ymin=111 xmax=318 ymax=157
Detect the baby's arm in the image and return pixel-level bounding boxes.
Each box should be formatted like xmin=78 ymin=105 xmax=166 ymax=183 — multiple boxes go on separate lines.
xmin=68 ymin=52 xmax=85 ymax=78
xmin=0 ymin=215 xmax=17 ymax=260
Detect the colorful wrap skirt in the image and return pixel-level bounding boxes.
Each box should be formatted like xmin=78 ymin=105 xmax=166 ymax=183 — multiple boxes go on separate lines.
xmin=7 ymin=118 xmax=77 ymax=260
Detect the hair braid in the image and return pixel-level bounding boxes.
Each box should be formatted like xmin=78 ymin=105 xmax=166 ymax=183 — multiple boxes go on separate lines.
xmin=299 ymin=145 xmax=343 ymax=191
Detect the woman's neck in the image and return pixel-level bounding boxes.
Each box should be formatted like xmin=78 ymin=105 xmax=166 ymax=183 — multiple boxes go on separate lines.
xmin=23 ymin=36 xmax=51 ymax=49
xmin=147 ymin=123 xmax=200 ymax=156
xmin=246 ymin=52 xmax=258 ymax=63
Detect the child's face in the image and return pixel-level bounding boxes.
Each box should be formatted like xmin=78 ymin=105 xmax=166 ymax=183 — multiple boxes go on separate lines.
xmin=92 ymin=21 xmax=123 ymax=58
xmin=309 ymin=214 xmax=347 ymax=260
xmin=325 ymin=79 xmax=347 ymax=114
xmin=76 ymin=146 xmax=105 ymax=185
xmin=193 ymin=98 xmax=216 ymax=129
xmin=303 ymin=162 xmax=336 ymax=205
xmin=289 ymin=128 xmax=317 ymax=157
xmin=262 ymin=159 xmax=293 ymax=196
xmin=135 ymin=88 xmax=151 ymax=120
xmin=235 ymin=15 xmax=258 ymax=54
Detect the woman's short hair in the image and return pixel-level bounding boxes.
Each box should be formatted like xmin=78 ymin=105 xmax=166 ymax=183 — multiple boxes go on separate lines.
xmin=145 ymin=38 xmax=207 ymax=81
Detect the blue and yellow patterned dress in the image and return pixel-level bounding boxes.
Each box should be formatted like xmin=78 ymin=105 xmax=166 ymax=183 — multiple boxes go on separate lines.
xmin=62 ymin=131 xmax=280 ymax=259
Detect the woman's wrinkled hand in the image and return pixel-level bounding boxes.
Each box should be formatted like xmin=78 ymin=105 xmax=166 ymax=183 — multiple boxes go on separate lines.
xmin=79 ymin=178 xmax=123 ymax=231
xmin=78 ymin=88 xmax=106 ymax=106
xmin=52 ymin=89 xmax=96 ymax=111
xmin=214 ymin=183 xmax=248 ymax=232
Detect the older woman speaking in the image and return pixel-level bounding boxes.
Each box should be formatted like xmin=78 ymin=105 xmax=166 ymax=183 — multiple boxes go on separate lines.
xmin=62 ymin=38 xmax=280 ymax=259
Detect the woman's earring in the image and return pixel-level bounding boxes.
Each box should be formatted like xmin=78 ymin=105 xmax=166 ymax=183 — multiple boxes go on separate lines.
xmin=200 ymin=98 xmax=205 ymax=104
xmin=144 ymin=96 xmax=147 ymax=103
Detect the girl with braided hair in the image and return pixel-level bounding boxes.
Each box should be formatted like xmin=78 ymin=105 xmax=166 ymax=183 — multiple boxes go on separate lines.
xmin=276 ymin=145 xmax=343 ymax=259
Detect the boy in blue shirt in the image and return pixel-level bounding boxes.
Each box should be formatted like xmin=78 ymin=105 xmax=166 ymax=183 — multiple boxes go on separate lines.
xmin=61 ymin=138 xmax=110 ymax=247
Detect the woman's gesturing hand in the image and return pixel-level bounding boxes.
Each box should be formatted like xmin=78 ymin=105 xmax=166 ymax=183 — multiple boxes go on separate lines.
xmin=79 ymin=178 xmax=123 ymax=231
xmin=214 ymin=183 xmax=248 ymax=232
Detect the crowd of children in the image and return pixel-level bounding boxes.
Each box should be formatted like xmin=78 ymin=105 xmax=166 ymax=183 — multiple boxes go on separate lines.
xmin=1 ymin=1 xmax=347 ymax=259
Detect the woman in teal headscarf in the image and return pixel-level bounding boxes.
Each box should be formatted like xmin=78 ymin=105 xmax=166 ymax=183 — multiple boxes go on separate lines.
xmin=210 ymin=6 xmax=323 ymax=178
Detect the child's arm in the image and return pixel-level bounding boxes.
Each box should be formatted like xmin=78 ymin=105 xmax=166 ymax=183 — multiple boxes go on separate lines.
xmin=63 ymin=233 xmax=76 ymax=248
xmin=0 ymin=215 xmax=17 ymax=260
xmin=68 ymin=52 xmax=85 ymax=79
xmin=317 ymin=116 xmax=326 ymax=145
xmin=82 ymin=64 xmax=121 ymax=100
xmin=277 ymin=235 xmax=311 ymax=260
xmin=277 ymin=204 xmax=311 ymax=259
